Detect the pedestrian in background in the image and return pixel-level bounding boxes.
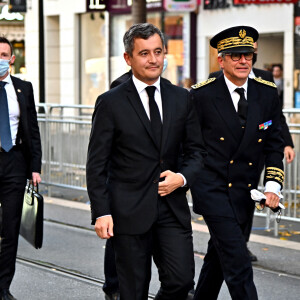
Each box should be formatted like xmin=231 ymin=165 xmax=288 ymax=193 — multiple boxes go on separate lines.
xmin=0 ymin=36 xmax=42 ymax=300
xmin=190 ymin=26 xmax=284 ymax=300
xmin=272 ymin=63 xmax=284 ymax=101
xmin=86 ymin=23 xmax=206 ymax=300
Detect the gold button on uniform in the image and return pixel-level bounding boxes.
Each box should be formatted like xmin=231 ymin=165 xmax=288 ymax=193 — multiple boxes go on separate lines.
xmin=230 ymin=160 xmax=234 ymax=164
xmin=249 ymin=162 xmax=252 ymax=166
xmin=228 ymin=183 xmax=232 ymax=187
xmin=248 ymin=184 xmax=252 ymax=187
xmin=220 ymin=137 xmax=225 ymax=141
xmin=258 ymin=139 xmax=262 ymax=143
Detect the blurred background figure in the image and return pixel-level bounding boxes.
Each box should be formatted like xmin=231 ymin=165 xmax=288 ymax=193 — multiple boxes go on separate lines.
xmin=272 ymin=64 xmax=284 ymax=102
xmin=182 ymin=78 xmax=194 ymax=90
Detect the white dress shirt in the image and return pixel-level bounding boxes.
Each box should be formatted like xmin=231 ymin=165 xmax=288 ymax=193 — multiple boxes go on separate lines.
xmin=2 ymin=75 xmax=20 ymax=146
xmin=132 ymin=75 xmax=163 ymax=121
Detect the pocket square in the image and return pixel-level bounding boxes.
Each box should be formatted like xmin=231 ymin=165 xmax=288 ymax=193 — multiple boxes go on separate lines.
xmin=259 ymin=120 xmax=272 ymax=130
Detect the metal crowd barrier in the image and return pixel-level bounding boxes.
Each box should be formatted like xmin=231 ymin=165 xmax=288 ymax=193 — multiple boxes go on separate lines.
xmin=37 ymin=104 xmax=93 ymax=196
xmin=37 ymin=104 xmax=300 ymax=236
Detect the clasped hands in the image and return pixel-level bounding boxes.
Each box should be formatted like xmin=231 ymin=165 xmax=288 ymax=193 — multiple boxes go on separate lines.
xmin=95 ymin=170 xmax=183 ymax=239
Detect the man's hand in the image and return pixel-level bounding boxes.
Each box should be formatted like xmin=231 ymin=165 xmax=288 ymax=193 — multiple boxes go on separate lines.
xmin=263 ymin=192 xmax=280 ymax=210
xmin=95 ymin=216 xmax=114 ymax=239
xmin=284 ymin=146 xmax=295 ymax=164
xmin=158 ymin=170 xmax=184 ymax=197
xmin=31 ymin=172 xmax=41 ymax=187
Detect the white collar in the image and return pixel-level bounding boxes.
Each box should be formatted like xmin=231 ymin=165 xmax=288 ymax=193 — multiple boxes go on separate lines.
xmin=224 ymin=75 xmax=248 ymax=95
xmin=2 ymin=74 xmax=12 ymax=85
xmin=132 ymin=75 xmax=161 ymax=93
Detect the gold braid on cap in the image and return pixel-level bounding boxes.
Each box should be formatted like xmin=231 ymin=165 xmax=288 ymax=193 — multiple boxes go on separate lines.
xmin=217 ymin=36 xmax=254 ymax=52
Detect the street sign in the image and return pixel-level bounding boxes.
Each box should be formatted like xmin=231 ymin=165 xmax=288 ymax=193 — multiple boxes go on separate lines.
xmin=164 ymin=0 xmax=197 ymax=11
xmin=233 ymin=0 xmax=298 ymax=4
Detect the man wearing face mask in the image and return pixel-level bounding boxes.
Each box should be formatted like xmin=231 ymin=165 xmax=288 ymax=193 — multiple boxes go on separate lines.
xmin=0 ymin=37 xmax=42 ymax=300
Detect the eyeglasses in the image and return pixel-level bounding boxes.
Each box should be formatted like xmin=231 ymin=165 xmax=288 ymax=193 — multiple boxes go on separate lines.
xmin=225 ymin=52 xmax=254 ymax=62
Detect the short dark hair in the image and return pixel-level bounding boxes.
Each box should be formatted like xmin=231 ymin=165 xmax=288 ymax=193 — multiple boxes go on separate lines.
xmin=123 ymin=23 xmax=165 ymax=57
xmin=0 ymin=36 xmax=13 ymax=56
xmin=272 ymin=64 xmax=283 ymax=71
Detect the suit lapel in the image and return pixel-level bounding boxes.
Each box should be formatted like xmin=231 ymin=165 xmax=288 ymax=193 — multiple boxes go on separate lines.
xmin=211 ymin=76 xmax=243 ymax=143
xmin=125 ymin=78 xmax=159 ymax=150
xmin=160 ymin=79 xmax=174 ymax=154
xmin=11 ymin=76 xmax=27 ymax=128
xmin=233 ymin=79 xmax=262 ymax=157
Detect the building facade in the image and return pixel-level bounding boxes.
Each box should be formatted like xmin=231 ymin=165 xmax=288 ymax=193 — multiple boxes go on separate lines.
xmin=24 ymin=0 xmax=296 ymax=108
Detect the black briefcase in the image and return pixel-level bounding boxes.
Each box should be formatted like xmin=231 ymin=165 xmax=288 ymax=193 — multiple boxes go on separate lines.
xmin=20 ymin=183 xmax=44 ymax=249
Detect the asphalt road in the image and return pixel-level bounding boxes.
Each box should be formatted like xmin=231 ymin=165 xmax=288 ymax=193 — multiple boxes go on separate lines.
xmin=10 ymin=197 xmax=300 ymax=299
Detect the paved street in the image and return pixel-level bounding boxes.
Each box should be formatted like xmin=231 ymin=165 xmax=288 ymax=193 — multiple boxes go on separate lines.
xmin=11 ymin=196 xmax=300 ymax=299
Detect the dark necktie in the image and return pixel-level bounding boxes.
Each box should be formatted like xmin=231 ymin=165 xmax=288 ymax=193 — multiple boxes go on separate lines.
xmin=145 ymin=86 xmax=162 ymax=148
xmin=0 ymin=81 xmax=13 ymax=152
xmin=235 ymin=87 xmax=248 ymax=127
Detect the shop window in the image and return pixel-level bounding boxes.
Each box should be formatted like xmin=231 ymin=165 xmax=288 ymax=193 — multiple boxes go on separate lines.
xmin=80 ymin=13 xmax=107 ymax=105
xmin=11 ymin=40 xmax=25 ymax=76
xmin=110 ymin=12 xmax=189 ymax=86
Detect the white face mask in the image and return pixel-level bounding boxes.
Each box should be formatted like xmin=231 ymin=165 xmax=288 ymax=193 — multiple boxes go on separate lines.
xmin=0 ymin=58 xmax=11 ymax=76
xmin=162 ymin=58 xmax=168 ymax=73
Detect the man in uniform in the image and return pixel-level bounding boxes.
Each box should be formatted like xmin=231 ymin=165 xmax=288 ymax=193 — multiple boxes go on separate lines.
xmin=208 ymin=41 xmax=295 ymax=262
xmin=190 ymin=26 xmax=284 ymax=300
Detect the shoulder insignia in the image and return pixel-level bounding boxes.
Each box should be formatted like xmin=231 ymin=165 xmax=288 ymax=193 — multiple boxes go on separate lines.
xmin=191 ymin=78 xmax=216 ymax=89
xmin=254 ymin=77 xmax=277 ymax=88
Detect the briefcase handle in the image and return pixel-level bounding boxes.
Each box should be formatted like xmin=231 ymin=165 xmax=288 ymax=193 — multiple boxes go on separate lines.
xmin=26 ymin=181 xmax=39 ymax=193
xmin=25 ymin=182 xmax=40 ymax=206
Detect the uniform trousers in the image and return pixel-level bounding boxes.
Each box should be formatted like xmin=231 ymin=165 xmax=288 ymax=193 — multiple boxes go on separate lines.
xmin=193 ymin=215 xmax=258 ymax=300
xmin=0 ymin=147 xmax=27 ymax=289
xmin=112 ymin=197 xmax=194 ymax=300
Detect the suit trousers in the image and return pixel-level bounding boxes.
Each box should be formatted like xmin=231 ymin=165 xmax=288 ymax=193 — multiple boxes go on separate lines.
xmin=103 ymin=238 xmax=119 ymax=295
xmin=193 ymin=215 xmax=258 ymax=300
xmin=112 ymin=197 xmax=194 ymax=300
xmin=0 ymin=147 xmax=27 ymax=289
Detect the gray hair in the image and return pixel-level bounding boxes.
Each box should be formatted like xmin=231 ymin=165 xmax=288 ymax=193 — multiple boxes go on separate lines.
xmin=123 ymin=23 xmax=165 ymax=57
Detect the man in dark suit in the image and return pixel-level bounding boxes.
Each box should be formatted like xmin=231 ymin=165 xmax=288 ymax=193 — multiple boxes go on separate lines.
xmin=86 ymin=23 xmax=206 ymax=300
xmin=0 ymin=37 xmax=42 ymax=300
xmin=190 ymin=26 xmax=284 ymax=300
xmin=102 ymin=72 xmax=133 ymax=300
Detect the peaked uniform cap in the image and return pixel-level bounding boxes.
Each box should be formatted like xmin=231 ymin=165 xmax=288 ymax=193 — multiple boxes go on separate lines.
xmin=210 ymin=26 xmax=259 ymax=53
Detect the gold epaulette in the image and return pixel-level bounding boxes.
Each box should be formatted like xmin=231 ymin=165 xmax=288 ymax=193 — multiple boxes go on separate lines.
xmin=265 ymin=167 xmax=284 ymax=184
xmin=191 ymin=78 xmax=216 ymax=89
xmin=254 ymin=77 xmax=277 ymax=88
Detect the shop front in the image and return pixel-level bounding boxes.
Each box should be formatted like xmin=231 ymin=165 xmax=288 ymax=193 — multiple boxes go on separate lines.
xmin=81 ymin=0 xmax=197 ymax=105
xmin=0 ymin=4 xmax=25 ymax=77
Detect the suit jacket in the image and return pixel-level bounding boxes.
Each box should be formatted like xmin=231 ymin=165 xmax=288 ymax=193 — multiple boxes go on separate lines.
xmin=209 ymin=69 xmax=293 ymax=147
xmin=11 ymin=76 xmax=42 ymax=178
xmin=190 ymin=75 xmax=284 ymax=224
xmin=110 ymin=70 xmax=132 ymax=89
xmin=86 ymin=77 xmax=206 ymax=235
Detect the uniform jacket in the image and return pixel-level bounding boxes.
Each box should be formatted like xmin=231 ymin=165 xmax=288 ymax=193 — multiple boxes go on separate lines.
xmin=190 ymin=75 xmax=284 ymax=224
xmin=86 ymin=77 xmax=206 ymax=235
xmin=11 ymin=76 xmax=42 ymax=178
xmin=209 ymin=69 xmax=293 ymax=147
